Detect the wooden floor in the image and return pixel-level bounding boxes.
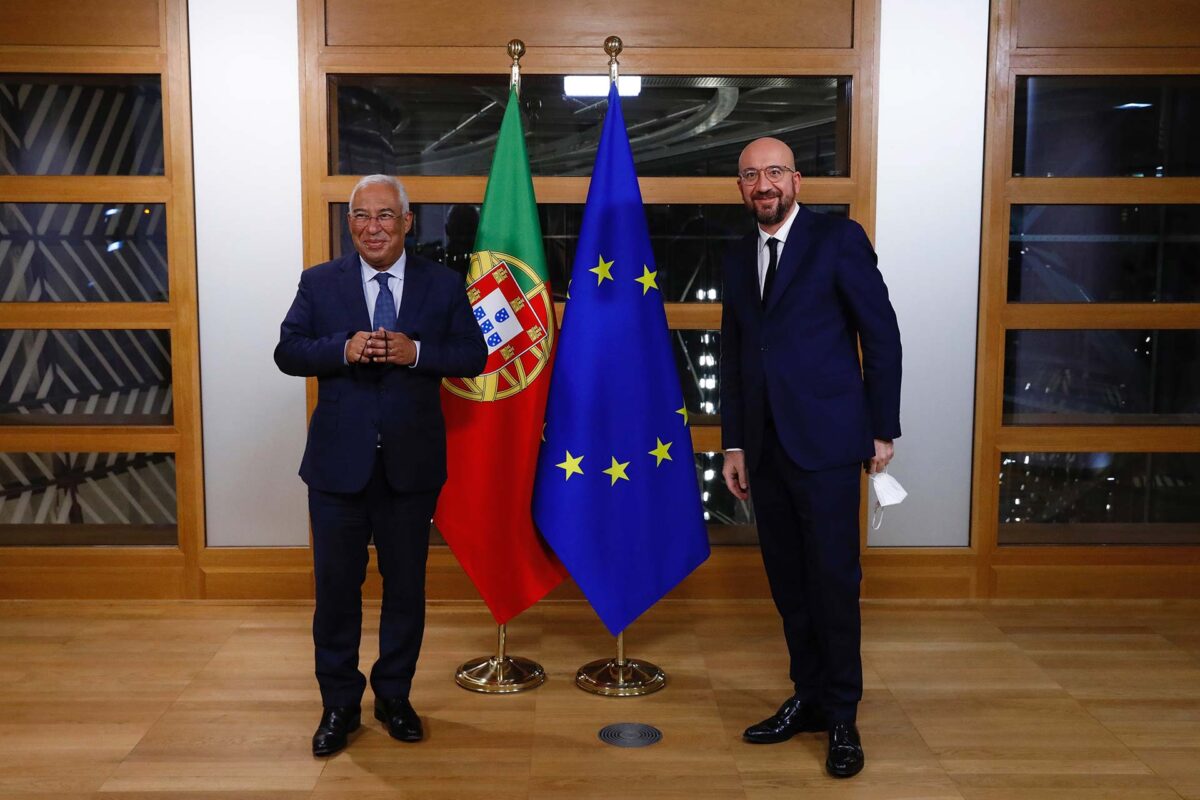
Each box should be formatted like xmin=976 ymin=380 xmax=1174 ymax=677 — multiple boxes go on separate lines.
xmin=0 ymin=599 xmax=1198 ymax=799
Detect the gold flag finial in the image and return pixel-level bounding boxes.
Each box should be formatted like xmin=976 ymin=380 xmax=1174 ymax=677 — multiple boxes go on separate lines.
xmin=508 ymin=38 xmax=525 ymax=94
xmin=605 ymin=36 xmax=622 ymax=84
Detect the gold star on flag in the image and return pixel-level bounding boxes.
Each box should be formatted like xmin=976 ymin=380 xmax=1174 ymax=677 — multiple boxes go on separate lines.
xmin=589 ymin=254 xmax=614 ymax=285
xmin=635 ymin=265 xmax=658 ymax=295
xmin=676 ymin=406 xmax=689 ymax=426
xmin=603 ymin=456 xmax=630 ymax=486
xmin=649 ymin=438 xmax=673 ymax=466
xmin=556 ymin=451 xmax=584 ymax=480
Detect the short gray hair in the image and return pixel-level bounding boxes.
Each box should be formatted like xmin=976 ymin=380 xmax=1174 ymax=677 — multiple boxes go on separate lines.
xmin=349 ymin=174 xmax=409 ymax=212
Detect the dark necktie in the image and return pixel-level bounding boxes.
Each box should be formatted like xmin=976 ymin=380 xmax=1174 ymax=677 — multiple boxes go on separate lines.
xmin=372 ymin=272 xmax=397 ymax=331
xmin=761 ymin=236 xmax=780 ymax=308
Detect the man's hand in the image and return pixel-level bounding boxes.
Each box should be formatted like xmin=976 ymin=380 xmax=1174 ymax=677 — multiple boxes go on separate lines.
xmin=722 ymin=450 xmax=750 ymax=500
xmin=868 ymin=439 xmax=894 ymax=474
xmin=345 ymin=331 xmax=373 ymax=364
xmin=362 ymin=328 xmax=417 ymax=366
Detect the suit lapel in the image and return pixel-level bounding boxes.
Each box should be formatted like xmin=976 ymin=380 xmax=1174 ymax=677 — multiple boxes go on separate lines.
xmin=396 ymin=251 xmax=430 ymax=333
xmin=339 ymin=254 xmax=372 ymax=331
xmin=763 ymin=205 xmax=815 ymax=314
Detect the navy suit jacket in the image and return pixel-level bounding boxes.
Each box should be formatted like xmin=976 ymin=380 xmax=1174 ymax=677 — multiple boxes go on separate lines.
xmin=719 ymin=205 xmax=902 ymax=472
xmin=274 ymin=251 xmax=487 ymax=494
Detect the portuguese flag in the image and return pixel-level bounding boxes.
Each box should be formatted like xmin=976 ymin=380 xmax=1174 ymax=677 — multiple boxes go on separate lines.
xmin=435 ymin=87 xmax=567 ymax=623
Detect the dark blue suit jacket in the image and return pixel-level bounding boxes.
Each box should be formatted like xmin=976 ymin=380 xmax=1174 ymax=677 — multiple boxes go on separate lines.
xmin=720 ymin=206 xmax=902 ymax=472
xmin=274 ymin=251 xmax=487 ymax=494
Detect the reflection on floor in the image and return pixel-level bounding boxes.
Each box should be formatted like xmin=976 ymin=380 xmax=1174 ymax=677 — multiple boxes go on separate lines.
xmin=0 ymin=598 xmax=1198 ymax=799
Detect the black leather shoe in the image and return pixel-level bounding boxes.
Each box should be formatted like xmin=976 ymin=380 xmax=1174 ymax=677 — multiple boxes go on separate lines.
xmin=312 ymin=705 xmax=360 ymax=757
xmin=826 ymin=722 xmax=865 ymax=778
xmin=374 ymin=696 xmax=423 ymax=742
xmin=743 ymin=695 xmax=827 ymax=743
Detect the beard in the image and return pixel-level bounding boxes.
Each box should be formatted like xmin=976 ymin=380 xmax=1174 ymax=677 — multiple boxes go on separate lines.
xmin=748 ymin=190 xmax=794 ymax=226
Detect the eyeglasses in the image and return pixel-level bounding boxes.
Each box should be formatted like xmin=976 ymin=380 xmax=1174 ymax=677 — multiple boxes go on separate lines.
xmin=738 ymin=165 xmax=796 ymax=183
xmin=348 ymin=210 xmax=407 ymax=227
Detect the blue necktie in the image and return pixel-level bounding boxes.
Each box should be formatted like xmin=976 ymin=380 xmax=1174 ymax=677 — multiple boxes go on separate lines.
xmin=372 ymin=272 xmax=397 ymax=331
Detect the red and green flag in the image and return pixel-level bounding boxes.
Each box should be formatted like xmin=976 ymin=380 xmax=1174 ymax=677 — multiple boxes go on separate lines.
xmin=435 ymin=87 xmax=567 ymax=623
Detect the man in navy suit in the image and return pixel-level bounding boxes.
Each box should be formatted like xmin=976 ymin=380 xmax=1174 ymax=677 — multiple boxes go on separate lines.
xmin=719 ymin=138 xmax=902 ymax=778
xmin=275 ymin=175 xmax=486 ymax=756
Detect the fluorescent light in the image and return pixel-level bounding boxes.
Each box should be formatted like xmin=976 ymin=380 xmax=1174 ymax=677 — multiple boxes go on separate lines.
xmin=106 ymin=241 xmax=122 ymax=252
xmin=1114 ymin=102 xmax=1152 ymax=109
xmin=564 ymin=75 xmax=642 ymax=97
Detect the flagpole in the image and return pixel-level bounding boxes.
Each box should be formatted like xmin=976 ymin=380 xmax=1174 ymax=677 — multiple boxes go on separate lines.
xmin=453 ymin=39 xmax=547 ymax=694
xmin=570 ymin=36 xmax=666 ymax=699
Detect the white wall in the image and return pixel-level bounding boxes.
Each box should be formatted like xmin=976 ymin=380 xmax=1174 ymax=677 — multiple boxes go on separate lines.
xmin=871 ymin=0 xmax=990 ymax=546
xmin=189 ymin=1 xmax=990 ymax=548
xmin=191 ymin=1 xmax=309 ymax=546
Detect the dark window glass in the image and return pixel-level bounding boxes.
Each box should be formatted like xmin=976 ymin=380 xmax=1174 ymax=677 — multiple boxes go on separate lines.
xmin=0 ymin=203 xmax=168 ymax=302
xmin=0 ymin=452 xmax=176 ymax=546
xmin=673 ymin=330 xmax=721 ymax=425
xmin=331 ymin=202 xmax=847 ymax=304
xmin=0 ymin=329 xmax=172 ymax=426
xmin=1009 ymin=205 xmax=1200 ymax=303
xmin=999 ymin=452 xmax=1200 ymax=545
xmin=330 ymin=75 xmax=851 ymax=177
xmin=0 ymin=74 xmax=164 ymax=176
xmin=696 ymin=451 xmax=757 ymax=545
xmin=1013 ymin=75 xmax=1200 ymax=178
xmin=1003 ymin=330 xmax=1200 ymax=425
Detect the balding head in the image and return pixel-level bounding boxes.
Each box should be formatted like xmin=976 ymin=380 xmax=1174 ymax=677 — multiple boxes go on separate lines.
xmin=737 ymin=137 xmax=802 ymax=234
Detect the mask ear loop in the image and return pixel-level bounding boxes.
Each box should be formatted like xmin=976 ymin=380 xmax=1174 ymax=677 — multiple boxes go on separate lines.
xmin=870 ymin=466 xmax=887 ymax=530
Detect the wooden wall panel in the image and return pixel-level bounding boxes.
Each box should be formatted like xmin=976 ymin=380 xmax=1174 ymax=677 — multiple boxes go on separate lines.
xmin=325 ymin=0 xmax=854 ymax=49
xmin=1015 ymin=0 xmax=1200 ymax=49
xmin=0 ymin=0 xmax=161 ymax=48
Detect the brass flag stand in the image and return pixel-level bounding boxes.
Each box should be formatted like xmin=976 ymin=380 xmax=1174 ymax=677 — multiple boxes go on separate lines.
xmin=456 ymin=621 xmax=546 ymax=693
xmin=571 ymin=37 xmax=668 ymax=699
xmin=453 ymin=39 xmax=546 ymax=695
xmin=576 ymin=630 xmax=666 ymax=697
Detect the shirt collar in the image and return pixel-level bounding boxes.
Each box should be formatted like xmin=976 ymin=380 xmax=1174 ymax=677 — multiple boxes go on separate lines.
xmin=757 ymin=202 xmax=801 ymax=250
xmin=359 ymin=250 xmax=407 ymax=286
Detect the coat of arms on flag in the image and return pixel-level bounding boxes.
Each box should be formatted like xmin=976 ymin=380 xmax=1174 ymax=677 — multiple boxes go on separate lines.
xmin=443 ymin=249 xmax=553 ymax=404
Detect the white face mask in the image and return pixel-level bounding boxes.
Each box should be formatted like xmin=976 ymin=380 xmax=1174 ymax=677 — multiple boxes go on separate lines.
xmin=869 ymin=469 xmax=907 ymax=530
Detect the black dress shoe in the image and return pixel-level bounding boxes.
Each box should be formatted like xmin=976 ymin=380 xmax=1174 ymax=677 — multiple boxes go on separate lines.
xmin=374 ymin=696 xmax=423 ymax=742
xmin=743 ymin=695 xmax=827 ymax=743
xmin=312 ymin=705 xmax=360 ymax=757
xmin=826 ymin=721 xmax=865 ymax=778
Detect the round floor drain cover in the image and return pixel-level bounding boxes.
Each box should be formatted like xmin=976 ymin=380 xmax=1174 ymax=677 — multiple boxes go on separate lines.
xmin=598 ymin=722 xmax=662 ymax=747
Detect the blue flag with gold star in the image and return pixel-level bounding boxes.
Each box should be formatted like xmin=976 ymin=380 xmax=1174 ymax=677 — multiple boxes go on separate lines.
xmin=532 ymin=84 xmax=710 ymax=636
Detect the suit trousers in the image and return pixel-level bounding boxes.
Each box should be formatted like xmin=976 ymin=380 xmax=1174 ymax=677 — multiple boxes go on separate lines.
xmin=752 ymin=424 xmax=863 ymax=724
xmin=308 ymin=452 xmax=438 ymax=708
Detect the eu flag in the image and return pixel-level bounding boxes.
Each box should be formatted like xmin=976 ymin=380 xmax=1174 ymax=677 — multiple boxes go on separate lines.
xmin=533 ymin=84 xmax=710 ymax=636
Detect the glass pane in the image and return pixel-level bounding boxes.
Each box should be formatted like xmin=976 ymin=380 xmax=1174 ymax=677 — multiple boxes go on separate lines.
xmin=0 ymin=203 xmax=168 ymax=302
xmin=0 ymin=329 xmax=172 ymax=426
xmin=999 ymin=452 xmax=1200 ymax=545
xmin=331 ymin=75 xmax=851 ymax=177
xmin=1013 ymin=75 xmax=1200 ymax=177
xmin=674 ymin=330 xmax=721 ymax=425
xmin=1003 ymin=330 xmax=1200 ymax=425
xmin=331 ymin=202 xmax=847 ymax=303
xmin=0 ymin=74 xmax=164 ymax=176
xmin=0 ymin=452 xmax=176 ymax=546
xmin=696 ymin=451 xmax=757 ymax=545
xmin=1010 ymin=205 xmax=1200 ymax=303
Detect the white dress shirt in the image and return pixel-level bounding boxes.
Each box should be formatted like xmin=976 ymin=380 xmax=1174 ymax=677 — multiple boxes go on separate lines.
xmin=756 ymin=201 xmax=801 ymax=298
xmin=343 ymin=251 xmax=420 ymax=365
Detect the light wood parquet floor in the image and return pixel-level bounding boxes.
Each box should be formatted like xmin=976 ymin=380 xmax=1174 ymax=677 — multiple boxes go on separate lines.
xmin=0 ymin=599 xmax=1198 ymax=799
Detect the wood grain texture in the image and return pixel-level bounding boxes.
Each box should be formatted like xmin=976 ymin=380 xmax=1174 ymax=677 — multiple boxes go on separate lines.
xmin=0 ymin=0 xmax=161 ymax=48
xmin=1015 ymin=0 xmax=1200 ymax=49
xmin=0 ymin=599 xmax=1198 ymax=798
xmin=324 ymin=0 xmax=854 ymax=49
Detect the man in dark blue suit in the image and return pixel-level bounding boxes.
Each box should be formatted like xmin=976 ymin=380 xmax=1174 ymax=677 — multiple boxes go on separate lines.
xmin=719 ymin=138 xmax=902 ymax=779
xmin=275 ymin=175 xmax=486 ymax=756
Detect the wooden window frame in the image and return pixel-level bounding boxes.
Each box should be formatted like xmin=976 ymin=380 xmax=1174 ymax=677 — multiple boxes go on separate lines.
xmin=0 ymin=0 xmax=205 ymax=598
